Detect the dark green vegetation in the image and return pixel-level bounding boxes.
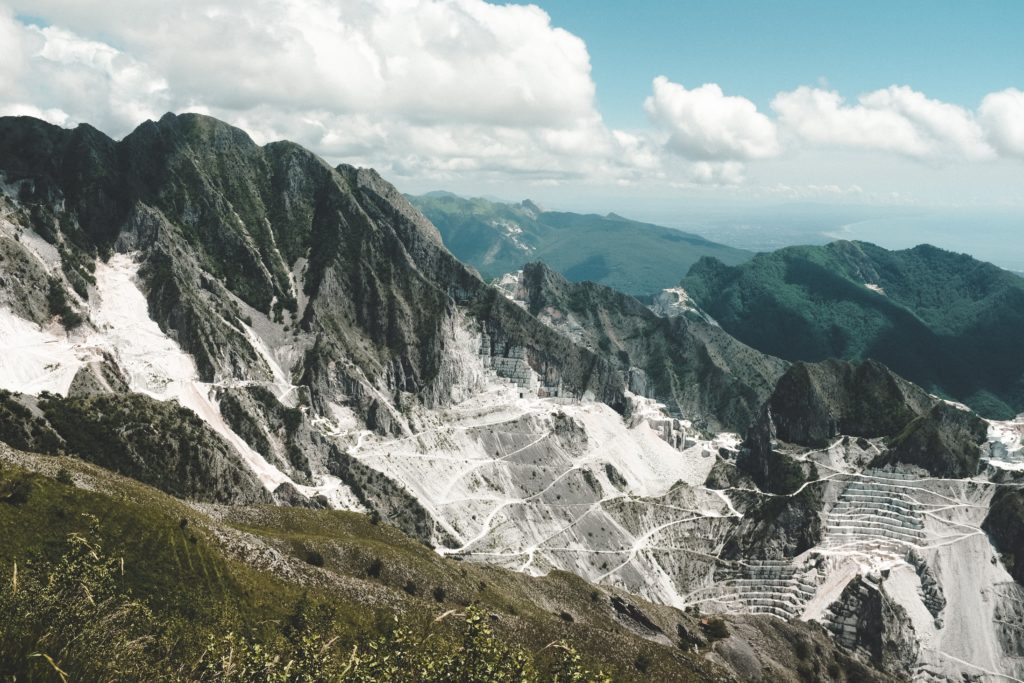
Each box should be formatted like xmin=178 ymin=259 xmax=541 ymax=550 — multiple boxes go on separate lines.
xmin=45 ymin=276 xmax=83 ymax=328
xmin=516 ymin=263 xmax=787 ymax=432
xmin=682 ymin=240 xmax=1024 ymax=418
xmin=0 ymin=445 xmax=893 ymax=682
xmin=0 ymin=389 xmax=269 ymax=505
xmin=409 ymin=192 xmax=750 ymax=297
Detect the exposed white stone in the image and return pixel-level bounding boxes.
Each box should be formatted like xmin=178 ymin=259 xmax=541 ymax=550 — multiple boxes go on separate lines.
xmin=0 ymin=253 xmax=362 ymax=507
xmin=649 ymin=286 xmax=718 ymax=325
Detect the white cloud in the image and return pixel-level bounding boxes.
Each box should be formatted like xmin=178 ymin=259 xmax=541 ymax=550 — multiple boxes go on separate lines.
xmin=0 ymin=1 xmax=1020 ymax=200
xmin=979 ymin=88 xmax=1024 ymax=159
xmin=644 ymin=76 xmax=780 ymax=161
xmin=6 ymin=0 xmax=596 ymax=129
xmin=772 ymin=85 xmax=992 ymax=160
xmin=0 ymin=103 xmax=70 ymax=125
xmin=0 ymin=11 xmax=169 ymax=133
xmin=687 ymin=160 xmax=746 ymax=185
xmin=0 ymin=7 xmax=25 ymax=92
xmin=0 ymin=0 xmax=689 ymax=185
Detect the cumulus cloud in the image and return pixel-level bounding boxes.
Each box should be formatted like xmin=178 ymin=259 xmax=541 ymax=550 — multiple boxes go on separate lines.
xmin=0 ymin=0 xmax=694 ymax=185
xmin=0 ymin=0 xmax=1020 ymax=196
xmin=979 ymin=88 xmax=1024 ymax=159
xmin=644 ymin=76 xmax=779 ymax=161
xmin=6 ymin=0 xmax=597 ymax=127
xmin=0 ymin=7 xmax=24 ymax=92
xmin=0 ymin=102 xmax=70 ymax=125
xmin=772 ymin=85 xmax=992 ymax=160
xmin=0 ymin=11 xmax=169 ymax=133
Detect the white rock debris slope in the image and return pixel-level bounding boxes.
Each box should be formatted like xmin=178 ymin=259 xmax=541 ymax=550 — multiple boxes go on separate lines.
xmin=0 ymin=230 xmax=362 ymax=508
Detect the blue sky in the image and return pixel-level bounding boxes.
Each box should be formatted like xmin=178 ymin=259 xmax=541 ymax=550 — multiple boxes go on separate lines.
xmin=538 ymin=0 xmax=1024 ymax=129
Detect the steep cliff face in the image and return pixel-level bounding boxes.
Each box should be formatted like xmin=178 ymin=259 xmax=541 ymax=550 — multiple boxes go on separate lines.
xmin=738 ymin=359 xmax=987 ymax=495
xmin=0 ymin=112 xmax=630 ymax=541
xmin=5 ymin=116 xmax=626 ymax=413
xmin=0 ymin=390 xmax=271 ymax=504
xmin=879 ymin=401 xmax=988 ymax=477
xmin=0 ymin=113 xmax=625 ymax=426
xmin=985 ymin=488 xmax=1024 ymax=584
xmin=823 ymin=575 xmax=920 ymax=679
xmin=761 ymin=359 xmax=933 ymax=448
xmin=503 ymin=262 xmax=787 ymax=433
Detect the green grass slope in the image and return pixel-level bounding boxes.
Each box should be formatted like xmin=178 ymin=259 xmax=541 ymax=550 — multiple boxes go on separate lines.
xmin=0 ymin=444 xmax=896 ymax=682
xmin=409 ymin=192 xmax=751 ymax=297
xmin=682 ymin=241 xmax=1024 ymax=418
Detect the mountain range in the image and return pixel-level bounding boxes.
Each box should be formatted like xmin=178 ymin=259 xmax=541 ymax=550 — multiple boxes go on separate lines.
xmin=408 ymin=191 xmax=750 ymax=297
xmin=681 ymin=241 xmax=1024 ymax=419
xmin=1 ymin=113 xmax=1023 ymax=682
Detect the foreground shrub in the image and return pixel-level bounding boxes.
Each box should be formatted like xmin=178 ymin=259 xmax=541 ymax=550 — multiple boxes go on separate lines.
xmin=1 ymin=521 xmax=614 ymax=682
xmin=0 ymin=516 xmax=165 ymax=681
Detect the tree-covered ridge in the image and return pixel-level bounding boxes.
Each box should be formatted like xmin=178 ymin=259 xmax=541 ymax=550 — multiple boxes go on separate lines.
xmin=408 ymin=192 xmax=750 ymax=297
xmin=681 ymin=240 xmax=1024 ymax=418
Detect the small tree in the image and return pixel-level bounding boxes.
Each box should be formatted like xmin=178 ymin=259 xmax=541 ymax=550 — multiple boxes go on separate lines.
xmin=702 ymin=617 xmax=730 ymax=640
xmin=366 ymin=558 xmax=383 ymax=579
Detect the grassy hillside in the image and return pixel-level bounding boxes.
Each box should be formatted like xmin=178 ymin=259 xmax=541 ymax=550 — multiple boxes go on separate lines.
xmin=409 ymin=192 xmax=750 ymax=297
xmin=0 ymin=444 xmax=892 ymax=682
xmin=682 ymin=241 xmax=1024 ymax=418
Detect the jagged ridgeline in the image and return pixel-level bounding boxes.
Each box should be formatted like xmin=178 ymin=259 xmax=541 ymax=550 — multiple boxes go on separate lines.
xmin=0 ymin=113 xmax=623 ymax=416
xmin=0 ymin=112 xmax=649 ymax=543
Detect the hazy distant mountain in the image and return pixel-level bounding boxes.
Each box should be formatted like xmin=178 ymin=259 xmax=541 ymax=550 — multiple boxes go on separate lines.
xmin=408 ymin=191 xmax=750 ymax=296
xmin=682 ymin=240 xmax=1024 ymax=418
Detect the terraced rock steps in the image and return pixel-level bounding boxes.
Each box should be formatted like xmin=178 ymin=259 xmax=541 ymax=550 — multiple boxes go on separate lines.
xmin=824 ymin=471 xmax=925 ymax=556
xmin=698 ymin=559 xmax=819 ymax=620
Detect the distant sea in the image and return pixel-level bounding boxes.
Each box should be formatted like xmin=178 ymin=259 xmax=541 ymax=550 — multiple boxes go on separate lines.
xmin=823 ymin=209 xmax=1024 ymax=273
